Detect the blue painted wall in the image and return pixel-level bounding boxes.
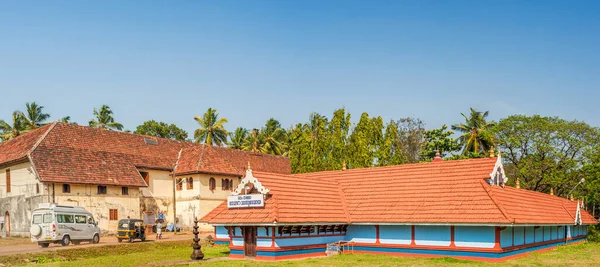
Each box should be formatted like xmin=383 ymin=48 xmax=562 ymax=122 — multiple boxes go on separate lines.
xmin=257 ymin=238 xmax=272 ymax=247
xmin=514 ymin=227 xmax=524 ymax=246
xmin=455 ymin=226 xmax=495 ymax=248
xmin=543 ymin=226 xmax=551 ymax=241
xmin=346 ymin=225 xmax=377 ymax=243
xmin=415 ymin=226 xmax=450 ymax=246
xmin=500 ymin=227 xmax=512 ymax=248
xmin=535 ymin=227 xmax=543 ymax=242
xmin=557 ymin=226 xmax=565 ymax=239
xmin=379 ymin=225 xmax=411 ymax=245
xmin=525 ymin=226 xmax=535 ymax=244
xmin=215 ymin=226 xmax=229 ymax=239
xmin=274 ymin=235 xmax=345 ymax=247
xmin=232 ymin=237 xmax=244 ymax=246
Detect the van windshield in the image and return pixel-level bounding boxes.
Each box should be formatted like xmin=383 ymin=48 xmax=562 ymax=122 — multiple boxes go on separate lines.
xmin=33 ymin=214 xmax=42 ymax=224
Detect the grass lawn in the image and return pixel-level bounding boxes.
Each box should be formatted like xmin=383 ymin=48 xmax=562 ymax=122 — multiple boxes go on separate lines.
xmin=1 ymin=240 xmax=599 ymax=266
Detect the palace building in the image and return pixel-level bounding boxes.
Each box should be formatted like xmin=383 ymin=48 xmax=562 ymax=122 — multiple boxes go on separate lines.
xmin=201 ymin=155 xmax=596 ymax=261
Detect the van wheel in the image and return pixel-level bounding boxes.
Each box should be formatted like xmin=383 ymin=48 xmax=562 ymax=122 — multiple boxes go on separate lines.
xmin=39 ymin=243 xmax=50 ymax=248
xmin=92 ymin=234 xmax=100 ymax=244
xmin=118 ymin=238 xmax=122 ymax=243
xmin=61 ymin=236 xmax=71 ymax=246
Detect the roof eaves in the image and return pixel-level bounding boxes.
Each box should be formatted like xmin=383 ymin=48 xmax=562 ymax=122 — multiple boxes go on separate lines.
xmin=480 ymin=180 xmax=514 ymax=224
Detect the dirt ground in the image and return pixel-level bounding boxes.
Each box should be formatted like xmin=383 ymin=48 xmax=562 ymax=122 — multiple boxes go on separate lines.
xmin=0 ymin=232 xmax=198 ymax=256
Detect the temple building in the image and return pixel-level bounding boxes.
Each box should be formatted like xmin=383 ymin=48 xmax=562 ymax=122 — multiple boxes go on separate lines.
xmin=201 ymin=155 xmax=596 ymax=261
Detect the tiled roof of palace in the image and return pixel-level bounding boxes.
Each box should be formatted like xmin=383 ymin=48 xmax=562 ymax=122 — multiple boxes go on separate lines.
xmin=202 ymin=157 xmax=597 ymax=226
xmin=0 ymin=122 xmax=291 ymax=186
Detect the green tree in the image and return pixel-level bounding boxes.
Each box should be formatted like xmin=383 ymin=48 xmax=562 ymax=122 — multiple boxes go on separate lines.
xmin=288 ymin=123 xmax=313 ymax=173
xmin=0 ymin=111 xmax=27 ymax=141
xmin=452 ymin=108 xmax=495 ymax=156
xmin=60 ymin=116 xmax=78 ymax=125
xmin=228 ymin=127 xmax=248 ymax=150
xmin=88 ymin=105 xmax=124 ymax=130
xmin=134 ymin=120 xmax=188 ymax=141
xmin=493 ymin=115 xmax=599 ymax=196
xmin=260 ymin=118 xmax=286 ymax=155
xmin=306 ymin=112 xmax=329 ymax=171
xmin=21 ymin=102 xmax=50 ymax=130
xmin=326 ymin=108 xmax=351 ymax=170
xmin=243 ymin=128 xmax=264 ymax=152
xmin=193 ymin=108 xmax=228 ymax=146
xmin=420 ymin=125 xmax=461 ymax=161
xmin=377 ymin=120 xmax=404 ymax=166
xmin=347 ymin=113 xmax=384 ymax=168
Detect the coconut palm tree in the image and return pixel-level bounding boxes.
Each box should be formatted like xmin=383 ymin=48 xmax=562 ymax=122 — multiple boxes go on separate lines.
xmin=61 ymin=116 xmax=78 ymax=124
xmin=21 ymin=102 xmax=51 ymax=130
xmin=260 ymin=118 xmax=286 ymax=155
xmin=228 ymin=127 xmax=248 ymax=149
xmin=88 ymin=105 xmax=124 ymax=130
xmin=193 ymin=108 xmax=228 ymax=146
xmin=0 ymin=111 xmax=27 ymax=141
xmin=242 ymin=128 xmax=264 ymax=152
xmin=451 ymin=108 xmax=495 ymax=155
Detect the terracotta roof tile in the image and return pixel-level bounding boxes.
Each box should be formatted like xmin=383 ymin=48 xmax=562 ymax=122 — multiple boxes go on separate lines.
xmin=0 ymin=123 xmax=53 ymax=166
xmin=203 ymin=157 xmax=598 ymax=226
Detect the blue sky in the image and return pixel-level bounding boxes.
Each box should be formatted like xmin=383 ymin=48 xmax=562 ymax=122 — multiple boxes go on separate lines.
xmin=1 ymin=1 xmax=598 ymax=135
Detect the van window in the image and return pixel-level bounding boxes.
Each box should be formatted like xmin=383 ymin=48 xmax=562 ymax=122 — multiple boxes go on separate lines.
xmin=75 ymin=215 xmax=87 ymax=224
xmin=57 ymin=214 xmax=74 ymax=223
xmin=87 ymin=216 xmax=95 ymax=225
xmin=33 ymin=214 xmax=42 ymax=224
xmin=43 ymin=214 xmax=52 ymax=223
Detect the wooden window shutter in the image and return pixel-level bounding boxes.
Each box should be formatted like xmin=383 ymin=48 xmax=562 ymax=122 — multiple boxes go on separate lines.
xmin=6 ymin=169 xmax=10 ymax=193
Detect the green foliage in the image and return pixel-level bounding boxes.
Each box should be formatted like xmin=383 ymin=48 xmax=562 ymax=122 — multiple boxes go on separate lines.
xmin=377 ymin=120 xmax=403 ymax=166
xmin=347 ymin=113 xmax=383 ymax=168
xmin=21 ymin=102 xmax=51 ymax=130
xmin=242 ymin=128 xmax=264 ymax=152
xmin=396 ymin=117 xmax=426 ymax=163
xmin=420 ymin=124 xmax=461 ymax=161
xmin=0 ymin=111 xmax=27 ymax=141
xmin=326 ymin=108 xmax=351 ymax=170
xmin=228 ymin=127 xmax=248 ymax=149
xmin=452 ymin=108 xmax=495 ymax=156
xmin=88 ymin=105 xmax=124 ymax=130
xmin=260 ymin=118 xmax=286 ymax=155
xmin=493 ymin=115 xmax=599 ymax=197
xmin=194 ymin=107 xmax=228 ymax=146
xmin=134 ymin=120 xmax=188 ymax=141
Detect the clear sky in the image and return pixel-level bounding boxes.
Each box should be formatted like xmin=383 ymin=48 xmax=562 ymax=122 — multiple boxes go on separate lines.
xmin=1 ymin=1 xmax=598 ymax=135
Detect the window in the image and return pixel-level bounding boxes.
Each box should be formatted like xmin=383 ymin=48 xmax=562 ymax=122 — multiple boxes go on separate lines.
xmin=57 ymin=214 xmax=74 ymax=223
xmin=209 ymin=178 xmax=216 ymax=190
xmin=121 ymin=187 xmax=128 ymax=195
xmin=87 ymin=216 xmax=95 ymax=225
xmin=36 ymin=184 xmax=40 ymax=194
xmin=229 ymin=179 xmax=234 ymax=191
xmin=33 ymin=215 xmax=42 ymax=224
xmin=97 ymin=185 xmax=107 ymax=194
xmin=43 ymin=214 xmax=52 ymax=223
xmin=222 ymin=179 xmax=230 ymax=190
xmin=140 ymin=172 xmax=149 ymax=185
xmin=109 ymin=209 xmax=118 ymax=221
xmin=176 ymin=178 xmax=183 ymax=191
xmin=63 ymin=184 xmax=71 ymax=193
xmin=187 ymin=177 xmax=193 ymax=190
xmin=75 ymin=215 xmax=87 ymax=224
xmin=6 ymin=169 xmax=10 ymax=193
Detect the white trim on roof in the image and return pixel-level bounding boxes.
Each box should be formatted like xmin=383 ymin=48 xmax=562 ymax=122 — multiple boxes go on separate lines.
xmin=231 ymin=167 xmax=270 ymax=195
xmin=489 ymin=153 xmax=508 ymax=186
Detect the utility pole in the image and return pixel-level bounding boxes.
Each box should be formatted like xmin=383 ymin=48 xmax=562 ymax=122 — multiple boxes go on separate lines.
xmin=172 ymin=172 xmax=176 ymax=235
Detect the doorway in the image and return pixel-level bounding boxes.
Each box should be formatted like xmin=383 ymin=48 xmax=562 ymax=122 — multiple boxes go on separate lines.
xmin=4 ymin=211 xmax=9 ymax=237
xmin=243 ymin=226 xmax=257 ymax=257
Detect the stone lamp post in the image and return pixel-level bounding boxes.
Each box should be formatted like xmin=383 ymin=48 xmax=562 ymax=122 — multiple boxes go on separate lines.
xmin=190 ymin=218 xmax=204 ymax=260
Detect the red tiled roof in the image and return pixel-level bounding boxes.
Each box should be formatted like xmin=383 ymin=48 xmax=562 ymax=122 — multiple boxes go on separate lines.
xmin=201 ymin=171 xmax=347 ymax=224
xmin=0 ymin=123 xmax=53 ymax=167
xmin=0 ymin=122 xmax=291 ymax=186
xmin=174 ymin=145 xmax=291 ymax=176
xmin=202 ymin=157 xmax=598 ymax=226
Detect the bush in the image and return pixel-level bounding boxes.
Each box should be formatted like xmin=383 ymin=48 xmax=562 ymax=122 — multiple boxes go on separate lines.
xmin=587 ymin=224 xmax=600 ymax=242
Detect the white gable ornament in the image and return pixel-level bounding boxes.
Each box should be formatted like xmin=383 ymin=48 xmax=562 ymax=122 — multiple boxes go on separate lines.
xmin=574 ymin=201 xmax=583 ymax=225
xmin=227 ymin=167 xmax=269 ymax=209
xmin=489 ymin=152 xmax=508 ymax=186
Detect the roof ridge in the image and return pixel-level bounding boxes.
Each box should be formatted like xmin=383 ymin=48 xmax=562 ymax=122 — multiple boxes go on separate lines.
xmin=196 ymin=144 xmax=206 ymax=172
xmin=480 ymin=180 xmax=514 ymax=224
xmin=272 ymin=194 xmax=280 ymax=223
xmin=336 ymin=181 xmax=351 ymax=223
xmin=29 ymin=121 xmax=58 ymax=155
xmin=173 ymin=148 xmax=184 ymax=173
xmin=562 ymin=204 xmax=575 ymax=220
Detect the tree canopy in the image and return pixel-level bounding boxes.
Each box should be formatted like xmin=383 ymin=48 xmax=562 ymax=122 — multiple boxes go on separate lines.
xmin=452 ymin=108 xmax=495 ymax=156
xmin=134 ymin=120 xmax=188 ymax=141
xmin=89 ymin=105 xmax=124 ymax=130
xmin=194 ymin=108 xmax=228 ymax=146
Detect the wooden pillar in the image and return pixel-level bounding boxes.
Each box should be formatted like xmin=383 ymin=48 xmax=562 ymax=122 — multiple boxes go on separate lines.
xmin=410 ymin=225 xmax=416 ymax=246
xmin=271 ymin=226 xmax=276 ymax=248
xmin=375 ymin=225 xmax=380 ymax=244
xmin=450 ymin=226 xmax=456 ymax=248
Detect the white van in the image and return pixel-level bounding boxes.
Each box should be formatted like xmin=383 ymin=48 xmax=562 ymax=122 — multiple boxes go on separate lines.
xmin=30 ymin=203 xmax=101 ymax=247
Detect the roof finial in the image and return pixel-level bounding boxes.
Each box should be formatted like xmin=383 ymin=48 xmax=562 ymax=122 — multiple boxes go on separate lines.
xmin=432 ymin=149 xmax=443 ymax=162
xmin=342 ymin=160 xmax=347 ymax=171
xmin=489 ymin=146 xmax=495 ymax=158
xmin=550 ymin=188 xmax=554 ymax=196
xmin=515 ymin=178 xmax=520 ymax=189
xmin=247 ymin=161 xmax=251 ymax=171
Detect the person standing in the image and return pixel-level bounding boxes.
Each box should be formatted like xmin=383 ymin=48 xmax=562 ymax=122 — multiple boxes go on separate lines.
xmin=156 ymin=221 xmax=163 ymax=240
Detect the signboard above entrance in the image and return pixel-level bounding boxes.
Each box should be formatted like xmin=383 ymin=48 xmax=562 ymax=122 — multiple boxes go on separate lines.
xmin=227 ymin=194 xmax=264 ymax=208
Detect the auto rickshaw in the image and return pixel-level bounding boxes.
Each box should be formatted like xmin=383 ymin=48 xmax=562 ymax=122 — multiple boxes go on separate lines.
xmin=116 ymin=219 xmax=146 ymax=243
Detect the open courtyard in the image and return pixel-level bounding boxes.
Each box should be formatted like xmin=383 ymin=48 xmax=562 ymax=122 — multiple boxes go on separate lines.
xmin=0 ymin=239 xmax=599 ymax=267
